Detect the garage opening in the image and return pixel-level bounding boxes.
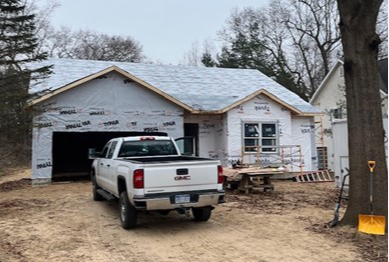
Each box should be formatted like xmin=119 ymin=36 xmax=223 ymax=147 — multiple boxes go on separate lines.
xmin=52 ymin=131 xmax=167 ymax=180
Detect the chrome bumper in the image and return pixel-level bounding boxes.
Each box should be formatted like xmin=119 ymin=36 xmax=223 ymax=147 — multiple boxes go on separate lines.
xmin=133 ymin=192 xmax=225 ymax=210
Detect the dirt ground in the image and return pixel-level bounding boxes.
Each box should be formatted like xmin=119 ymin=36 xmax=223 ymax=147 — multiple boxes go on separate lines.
xmin=0 ymin=168 xmax=387 ymax=262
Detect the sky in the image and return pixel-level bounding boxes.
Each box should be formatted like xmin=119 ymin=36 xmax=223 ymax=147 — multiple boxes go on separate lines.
xmin=44 ymin=0 xmax=269 ymax=64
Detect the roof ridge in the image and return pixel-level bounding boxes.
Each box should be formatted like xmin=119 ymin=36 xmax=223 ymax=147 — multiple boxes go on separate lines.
xmin=46 ymin=57 xmax=262 ymax=72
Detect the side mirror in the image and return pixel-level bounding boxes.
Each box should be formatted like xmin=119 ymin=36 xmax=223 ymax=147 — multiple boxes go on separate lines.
xmin=88 ymin=148 xmax=101 ymax=159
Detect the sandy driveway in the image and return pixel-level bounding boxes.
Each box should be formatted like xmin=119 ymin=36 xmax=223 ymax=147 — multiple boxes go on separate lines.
xmin=0 ymin=169 xmax=386 ymax=262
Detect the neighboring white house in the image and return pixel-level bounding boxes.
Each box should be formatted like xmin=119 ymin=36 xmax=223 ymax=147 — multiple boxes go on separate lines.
xmin=310 ymin=59 xmax=388 ymax=175
xmin=29 ymin=58 xmax=321 ymax=183
xmin=332 ymin=118 xmax=388 ymax=187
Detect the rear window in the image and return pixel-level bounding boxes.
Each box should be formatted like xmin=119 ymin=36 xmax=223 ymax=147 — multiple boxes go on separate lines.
xmin=118 ymin=140 xmax=178 ymax=157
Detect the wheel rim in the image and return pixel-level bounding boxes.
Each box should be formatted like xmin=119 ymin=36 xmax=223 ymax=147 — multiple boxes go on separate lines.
xmin=120 ymin=199 xmax=126 ymax=222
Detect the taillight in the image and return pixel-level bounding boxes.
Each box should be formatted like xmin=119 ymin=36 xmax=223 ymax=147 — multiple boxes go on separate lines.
xmin=217 ymin=165 xmax=224 ymax=184
xmin=133 ymin=169 xmax=144 ymax=189
xmin=140 ymin=137 xmax=155 ymax=141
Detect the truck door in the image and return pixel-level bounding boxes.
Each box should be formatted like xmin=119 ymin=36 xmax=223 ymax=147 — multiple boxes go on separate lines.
xmin=96 ymin=141 xmax=111 ymax=189
xmin=175 ymin=137 xmax=196 ymax=156
xmin=105 ymin=140 xmax=118 ymax=192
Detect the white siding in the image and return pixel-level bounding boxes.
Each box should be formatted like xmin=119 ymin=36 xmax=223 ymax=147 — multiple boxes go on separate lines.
xmin=381 ymin=93 xmax=388 ymax=118
xmin=311 ymin=65 xmax=345 ymax=171
xmin=312 ymin=63 xmax=388 ymax=172
xmin=332 ymin=118 xmax=388 ymax=187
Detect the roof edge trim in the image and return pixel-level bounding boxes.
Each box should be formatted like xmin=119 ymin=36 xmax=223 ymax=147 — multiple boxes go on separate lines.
xmin=310 ymin=60 xmax=344 ymax=104
xmin=219 ymin=89 xmax=304 ymax=115
xmin=29 ymin=66 xmax=194 ymax=112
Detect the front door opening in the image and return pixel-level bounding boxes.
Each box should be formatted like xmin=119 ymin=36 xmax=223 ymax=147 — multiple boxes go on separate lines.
xmin=184 ymin=123 xmax=199 ymax=156
xmin=52 ymin=131 xmax=166 ymax=180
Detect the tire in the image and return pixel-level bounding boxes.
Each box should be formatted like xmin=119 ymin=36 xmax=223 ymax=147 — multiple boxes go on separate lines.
xmin=92 ymin=173 xmax=104 ymax=201
xmin=192 ymin=206 xmax=212 ymax=222
xmin=119 ymin=191 xmax=138 ymax=229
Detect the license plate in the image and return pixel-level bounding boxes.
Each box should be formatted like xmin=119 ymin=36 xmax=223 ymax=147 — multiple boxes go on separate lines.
xmin=175 ymin=194 xmax=190 ymax=204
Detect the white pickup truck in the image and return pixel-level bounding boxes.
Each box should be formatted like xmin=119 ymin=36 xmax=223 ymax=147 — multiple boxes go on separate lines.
xmin=90 ymin=136 xmax=225 ymax=229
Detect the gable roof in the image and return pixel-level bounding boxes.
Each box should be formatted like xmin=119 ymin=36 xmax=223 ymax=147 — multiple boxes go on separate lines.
xmin=311 ymin=58 xmax=388 ymax=104
xmin=310 ymin=60 xmax=343 ymax=104
xmin=30 ymin=65 xmax=194 ymax=112
xmin=29 ymin=58 xmax=320 ymax=115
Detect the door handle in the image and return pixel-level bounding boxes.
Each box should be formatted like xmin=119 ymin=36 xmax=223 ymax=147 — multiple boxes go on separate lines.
xmin=107 ymin=165 xmax=110 ymax=167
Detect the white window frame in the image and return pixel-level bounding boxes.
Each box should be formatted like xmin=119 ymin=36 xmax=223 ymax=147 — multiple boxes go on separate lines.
xmin=242 ymin=122 xmax=279 ymax=153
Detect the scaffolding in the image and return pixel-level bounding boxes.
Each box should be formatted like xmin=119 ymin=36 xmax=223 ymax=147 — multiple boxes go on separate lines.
xmin=240 ymin=145 xmax=303 ymax=175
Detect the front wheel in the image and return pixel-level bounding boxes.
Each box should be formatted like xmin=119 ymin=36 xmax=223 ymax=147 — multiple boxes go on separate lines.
xmin=192 ymin=206 xmax=212 ymax=221
xmin=119 ymin=191 xmax=138 ymax=229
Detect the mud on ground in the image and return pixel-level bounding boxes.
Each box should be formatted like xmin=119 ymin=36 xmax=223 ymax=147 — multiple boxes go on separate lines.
xmin=0 ymin=169 xmax=387 ymax=262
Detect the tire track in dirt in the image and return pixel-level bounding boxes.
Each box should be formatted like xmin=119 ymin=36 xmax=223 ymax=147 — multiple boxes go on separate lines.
xmin=0 ymin=178 xmax=366 ymax=262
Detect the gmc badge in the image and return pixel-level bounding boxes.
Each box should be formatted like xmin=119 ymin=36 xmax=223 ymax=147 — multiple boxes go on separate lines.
xmin=175 ymin=175 xmax=191 ymax=181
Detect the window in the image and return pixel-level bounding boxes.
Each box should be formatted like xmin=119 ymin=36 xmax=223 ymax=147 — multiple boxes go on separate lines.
xmin=100 ymin=142 xmax=111 ymax=158
xmin=340 ymin=66 xmax=344 ymax=77
xmin=244 ymin=123 xmax=259 ymax=152
xmin=118 ymin=140 xmax=178 ymax=157
xmin=243 ymin=123 xmax=278 ymax=153
xmin=107 ymin=141 xmax=118 ymax=159
xmin=332 ymin=107 xmax=346 ymax=119
xmin=317 ymin=147 xmax=328 ymax=170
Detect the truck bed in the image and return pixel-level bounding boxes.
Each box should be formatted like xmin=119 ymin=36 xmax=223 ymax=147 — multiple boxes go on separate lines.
xmin=119 ymin=156 xmax=215 ymax=164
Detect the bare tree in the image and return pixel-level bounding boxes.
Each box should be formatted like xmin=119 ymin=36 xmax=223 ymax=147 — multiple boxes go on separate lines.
xmin=23 ymin=0 xmax=60 ymax=56
xmin=180 ymin=39 xmax=217 ymax=67
xmin=336 ymin=0 xmax=388 ymax=228
xmin=209 ymin=0 xmax=341 ymax=99
xmin=200 ymin=38 xmax=218 ymax=67
xmin=46 ymin=28 xmax=145 ymax=62
xmin=73 ymin=31 xmax=145 ymax=62
xmin=264 ymin=0 xmax=342 ymax=97
xmin=23 ymin=1 xmax=146 ymax=63
xmin=205 ymin=0 xmax=386 ymax=99
xmin=180 ymin=41 xmax=202 ymax=66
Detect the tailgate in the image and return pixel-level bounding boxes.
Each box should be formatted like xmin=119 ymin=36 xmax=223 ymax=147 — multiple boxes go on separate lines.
xmin=143 ymin=161 xmax=219 ymax=194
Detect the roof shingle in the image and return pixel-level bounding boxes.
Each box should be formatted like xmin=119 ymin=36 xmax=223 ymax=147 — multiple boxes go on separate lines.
xmin=30 ymin=58 xmax=320 ymax=114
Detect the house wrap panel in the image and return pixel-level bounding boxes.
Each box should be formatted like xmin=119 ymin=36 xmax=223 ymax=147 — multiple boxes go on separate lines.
xmin=32 ymin=72 xmax=184 ymax=181
xmin=223 ymin=94 xmax=316 ymax=171
xmin=226 ymin=94 xmax=316 ymax=170
xmin=184 ymin=114 xmax=228 ymax=165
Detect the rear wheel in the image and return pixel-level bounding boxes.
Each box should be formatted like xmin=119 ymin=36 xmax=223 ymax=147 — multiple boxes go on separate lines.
xmin=119 ymin=191 xmax=138 ymax=229
xmin=92 ymin=172 xmax=104 ymax=201
xmin=192 ymin=206 xmax=212 ymax=221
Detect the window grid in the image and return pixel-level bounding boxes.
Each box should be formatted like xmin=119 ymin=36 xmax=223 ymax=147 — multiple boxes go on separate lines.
xmin=243 ymin=122 xmax=278 ymax=153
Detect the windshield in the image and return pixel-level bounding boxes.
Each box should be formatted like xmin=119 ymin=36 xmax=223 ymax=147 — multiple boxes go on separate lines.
xmin=117 ymin=140 xmax=178 ymax=157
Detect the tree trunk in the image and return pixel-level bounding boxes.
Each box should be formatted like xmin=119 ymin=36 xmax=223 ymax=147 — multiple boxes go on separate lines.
xmin=337 ymin=0 xmax=388 ymax=228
